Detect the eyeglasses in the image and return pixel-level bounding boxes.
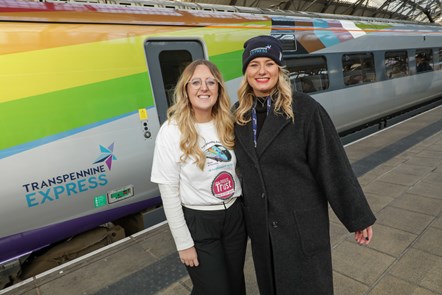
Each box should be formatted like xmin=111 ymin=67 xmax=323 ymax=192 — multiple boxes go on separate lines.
xmin=187 ymin=78 xmax=218 ymax=90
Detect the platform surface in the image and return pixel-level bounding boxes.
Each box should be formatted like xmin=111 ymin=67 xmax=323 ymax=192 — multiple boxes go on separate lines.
xmin=2 ymin=106 xmax=441 ymax=295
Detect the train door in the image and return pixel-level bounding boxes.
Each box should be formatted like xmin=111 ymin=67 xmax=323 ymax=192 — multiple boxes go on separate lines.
xmin=145 ymin=40 xmax=205 ymax=124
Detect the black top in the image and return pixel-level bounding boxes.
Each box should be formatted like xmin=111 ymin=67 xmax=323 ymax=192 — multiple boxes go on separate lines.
xmin=254 ymin=96 xmax=268 ymax=138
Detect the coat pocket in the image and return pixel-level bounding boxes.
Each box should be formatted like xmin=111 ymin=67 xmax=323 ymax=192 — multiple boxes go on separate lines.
xmin=293 ymin=204 xmax=330 ymax=257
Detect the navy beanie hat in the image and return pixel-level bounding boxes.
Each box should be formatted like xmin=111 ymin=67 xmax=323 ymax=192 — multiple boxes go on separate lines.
xmin=242 ymin=35 xmax=284 ymax=73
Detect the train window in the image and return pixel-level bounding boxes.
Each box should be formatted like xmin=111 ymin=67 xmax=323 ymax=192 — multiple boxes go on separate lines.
xmin=159 ymin=50 xmax=193 ymax=106
xmin=385 ymin=51 xmax=408 ymax=79
xmin=342 ymin=53 xmax=376 ymax=86
xmin=285 ymin=56 xmax=329 ymax=93
xmin=415 ymin=49 xmax=433 ymax=73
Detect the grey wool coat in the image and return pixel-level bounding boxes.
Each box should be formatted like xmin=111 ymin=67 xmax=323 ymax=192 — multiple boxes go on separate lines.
xmin=234 ymin=92 xmax=376 ymax=295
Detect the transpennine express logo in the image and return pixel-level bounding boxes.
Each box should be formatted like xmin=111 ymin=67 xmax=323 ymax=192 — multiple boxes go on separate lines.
xmin=93 ymin=143 xmax=117 ymax=170
xmin=22 ymin=143 xmax=116 ymax=208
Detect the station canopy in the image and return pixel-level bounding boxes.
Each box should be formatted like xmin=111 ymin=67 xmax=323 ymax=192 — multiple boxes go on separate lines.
xmin=181 ymin=0 xmax=442 ymax=23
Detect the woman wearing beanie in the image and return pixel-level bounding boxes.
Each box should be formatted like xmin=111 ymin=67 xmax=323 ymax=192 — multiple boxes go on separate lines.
xmin=152 ymin=60 xmax=247 ymax=295
xmin=233 ymin=35 xmax=376 ymax=295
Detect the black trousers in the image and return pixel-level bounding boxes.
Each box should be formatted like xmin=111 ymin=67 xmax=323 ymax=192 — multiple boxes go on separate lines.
xmin=183 ymin=199 xmax=247 ymax=295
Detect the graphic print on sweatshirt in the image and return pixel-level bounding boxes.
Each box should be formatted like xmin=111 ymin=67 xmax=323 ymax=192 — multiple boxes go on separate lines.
xmin=202 ymin=142 xmax=235 ymax=200
xmin=204 ymin=144 xmax=232 ymax=162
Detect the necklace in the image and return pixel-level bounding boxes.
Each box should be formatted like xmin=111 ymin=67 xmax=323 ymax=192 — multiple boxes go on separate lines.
xmin=256 ymin=97 xmax=267 ymax=108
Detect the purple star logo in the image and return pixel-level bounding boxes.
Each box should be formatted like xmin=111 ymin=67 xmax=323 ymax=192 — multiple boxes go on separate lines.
xmin=93 ymin=143 xmax=117 ymax=170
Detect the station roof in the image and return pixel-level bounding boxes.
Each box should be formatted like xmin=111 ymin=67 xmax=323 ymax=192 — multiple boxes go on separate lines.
xmin=186 ymin=0 xmax=442 ymax=23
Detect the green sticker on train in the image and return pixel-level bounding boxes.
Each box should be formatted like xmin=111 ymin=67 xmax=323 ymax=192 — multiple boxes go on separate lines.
xmin=94 ymin=195 xmax=107 ymax=208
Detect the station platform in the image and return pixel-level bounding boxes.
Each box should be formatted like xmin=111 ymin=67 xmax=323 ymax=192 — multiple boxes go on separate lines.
xmin=2 ymin=106 xmax=442 ymax=295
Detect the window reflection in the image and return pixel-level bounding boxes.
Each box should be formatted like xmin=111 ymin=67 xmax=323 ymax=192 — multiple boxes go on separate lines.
xmin=385 ymin=51 xmax=408 ymax=79
xmin=415 ymin=49 xmax=433 ymax=73
xmin=286 ymin=56 xmax=329 ymax=93
xmin=342 ymin=53 xmax=376 ymax=86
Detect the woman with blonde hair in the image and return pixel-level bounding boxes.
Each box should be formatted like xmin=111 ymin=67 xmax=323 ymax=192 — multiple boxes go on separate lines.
xmin=234 ymin=35 xmax=376 ymax=295
xmin=151 ymin=59 xmax=246 ymax=295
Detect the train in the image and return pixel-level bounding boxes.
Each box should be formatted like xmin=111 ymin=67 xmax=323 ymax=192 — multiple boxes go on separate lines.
xmin=1 ymin=0 xmax=442 ymax=288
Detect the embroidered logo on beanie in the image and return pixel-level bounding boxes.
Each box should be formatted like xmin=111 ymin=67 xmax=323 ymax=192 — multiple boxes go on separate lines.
xmin=250 ymin=45 xmax=272 ymax=57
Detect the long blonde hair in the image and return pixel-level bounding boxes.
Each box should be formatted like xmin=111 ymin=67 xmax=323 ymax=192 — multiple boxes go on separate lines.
xmin=235 ymin=66 xmax=294 ymax=125
xmin=167 ymin=59 xmax=234 ymax=170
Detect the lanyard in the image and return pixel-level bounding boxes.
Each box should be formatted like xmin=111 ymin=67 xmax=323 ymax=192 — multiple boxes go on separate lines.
xmin=252 ymin=96 xmax=271 ymax=148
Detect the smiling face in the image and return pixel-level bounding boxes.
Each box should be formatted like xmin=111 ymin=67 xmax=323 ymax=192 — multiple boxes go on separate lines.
xmin=186 ymin=64 xmax=219 ymax=123
xmin=245 ymin=57 xmax=279 ymax=97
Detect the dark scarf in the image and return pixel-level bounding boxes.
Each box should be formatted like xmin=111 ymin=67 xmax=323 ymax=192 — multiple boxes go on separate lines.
xmin=254 ymin=96 xmax=271 ymax=139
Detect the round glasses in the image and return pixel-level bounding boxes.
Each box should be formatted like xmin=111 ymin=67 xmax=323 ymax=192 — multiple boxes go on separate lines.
xmin=188 ymin=78 xmax=218 ymax=90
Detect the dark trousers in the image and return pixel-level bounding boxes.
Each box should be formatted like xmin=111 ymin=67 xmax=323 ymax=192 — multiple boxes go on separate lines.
xmin=183 ymin=200 xmax=247 ymax=295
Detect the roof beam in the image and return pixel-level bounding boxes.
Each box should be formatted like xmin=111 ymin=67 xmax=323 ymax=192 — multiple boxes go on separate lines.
xmin=397 ymin=0 xmax=435 ymax=22
xmin=371 ymin=0 xmax=393 ymax=17
xmin=302 ymin=0 xmax=321 ymax=11
xmin=320 ymin=0 xmax=334 ymax=13
xmin=333 ymin=0 xmax=341 ymax=13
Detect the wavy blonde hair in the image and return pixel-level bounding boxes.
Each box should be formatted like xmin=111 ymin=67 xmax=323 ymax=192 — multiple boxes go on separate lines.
xmin=167 ymin=59 xmax=234 ymax=170
xmin=235 ymin=66 xmax=294 ymax=125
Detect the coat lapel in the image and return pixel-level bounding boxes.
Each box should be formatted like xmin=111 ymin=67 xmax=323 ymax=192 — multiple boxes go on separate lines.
xmin=256 ymin=110 xmax=291 ymax=157
xmin=235 ymin=118 xmax=259 ymax=164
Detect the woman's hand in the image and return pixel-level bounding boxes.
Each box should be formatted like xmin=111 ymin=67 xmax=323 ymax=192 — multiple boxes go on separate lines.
xmin=179 ymin=246 xmax=199 ymax=267
xmin=355 ymin=226 xmax=373 ymax=245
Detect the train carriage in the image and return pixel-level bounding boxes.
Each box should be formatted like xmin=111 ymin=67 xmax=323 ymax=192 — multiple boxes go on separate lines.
xmin=1 ymin=0 xmax=441 ymax=287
